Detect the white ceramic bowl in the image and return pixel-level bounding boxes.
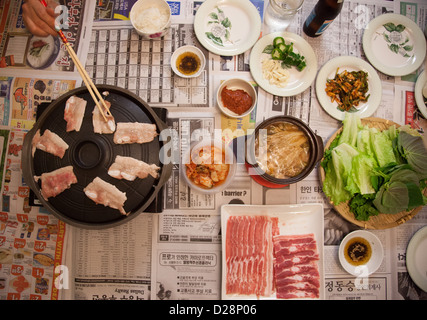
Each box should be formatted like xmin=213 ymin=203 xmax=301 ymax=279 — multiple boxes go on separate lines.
xmin=171 ymin=45 xmax=206 ymax=78
xmin=181 ymin=139 xmax=236 ymax=194
xmin=338 ymin=230 xmax=384 ymax=277
xmin=130 ymin=0 xmax=171 ymax=39
xmin=217 ymin=78 xmax=257 ymax=118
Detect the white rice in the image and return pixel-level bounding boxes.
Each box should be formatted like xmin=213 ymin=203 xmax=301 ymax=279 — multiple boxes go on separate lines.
xmin=132 ymin=6 xmax=169 ymax=33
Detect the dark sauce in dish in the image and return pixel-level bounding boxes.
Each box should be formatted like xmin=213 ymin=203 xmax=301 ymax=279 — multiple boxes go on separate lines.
xmin=176 ymin=52 xmax=201 ymax=76
xmin=344 ymin=237 xmax=372 ymax=266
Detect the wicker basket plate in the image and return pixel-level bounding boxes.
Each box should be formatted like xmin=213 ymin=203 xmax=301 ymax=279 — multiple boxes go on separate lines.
xmin=319 ymin=117 xmax=427 ymax=229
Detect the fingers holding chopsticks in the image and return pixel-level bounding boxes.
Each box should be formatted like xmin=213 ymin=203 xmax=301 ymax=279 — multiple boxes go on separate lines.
xmin=28 ymin=0 xmax=115 ymax=130
xmin=22 ymin=0 xmax=58 ymax=37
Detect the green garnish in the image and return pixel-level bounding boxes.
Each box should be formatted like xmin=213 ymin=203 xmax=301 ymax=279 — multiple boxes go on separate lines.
xmin=263 ymin=36 xmax=306 ymax=71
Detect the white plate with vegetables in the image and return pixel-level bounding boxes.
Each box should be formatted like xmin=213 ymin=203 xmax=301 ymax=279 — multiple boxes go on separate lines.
xmin=249 ymin=32 xmax=317 ymax=97
xmin=316 ymin=56 xmax=382 ymax=121
xmin=320 ymin=114 xmax=427 ymax=229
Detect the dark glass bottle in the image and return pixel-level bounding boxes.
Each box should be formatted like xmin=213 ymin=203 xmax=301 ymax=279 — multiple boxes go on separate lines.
xmin=303 ymin=0 xmax=344 ymax=37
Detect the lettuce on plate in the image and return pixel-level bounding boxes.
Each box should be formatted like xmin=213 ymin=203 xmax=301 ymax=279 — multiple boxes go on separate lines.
xmin=349 ymin=153 xmax=377 ymax=195
xmin=322 ymin=142 xmax=359 ymax=204
xmin=337 ymin=112 xmax=362 ymax=147
xmin=371 ymin=130 xmax=396 ymax=167
xmin=322 ymin=113 xmax=427 ymax=221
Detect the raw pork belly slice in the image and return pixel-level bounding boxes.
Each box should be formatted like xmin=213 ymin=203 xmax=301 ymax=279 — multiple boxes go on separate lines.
xmin=113 ymin=122 xmax=158 ymax=144
xmin=64 ymin=95 xmax=87 ymax=132
xmin=225 ymin=215 xmax=279 ymax=297
xmin=108 ymin=155 xmax=160 ymax=181
xmin=84 ymin=177 xmax=128 ymax=215
xmin=32 ymin=129 xmax=69 ymax=158
xmin=92 ymin=101 xmax=115 ymax=134
xmin=273 ymin=234 xmax=320 ymax=299
xmin=34 ymin=166 xmax=77 ymax=200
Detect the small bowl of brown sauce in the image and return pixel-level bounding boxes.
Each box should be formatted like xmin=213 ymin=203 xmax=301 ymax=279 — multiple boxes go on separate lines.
xmin=339 ymin=230 xmax=384 ymax=277
xmin=217 ymin=78 xmax=257 ymax=118
xmin=171 ymin=45 xmax=206 ymax=78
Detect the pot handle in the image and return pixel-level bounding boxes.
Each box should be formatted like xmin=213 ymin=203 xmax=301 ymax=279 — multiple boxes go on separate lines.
xmin=158 ymin=162 xmax=172 ymax=187
xmin=22 ymin=127 xmax=38 ymax=192
xmin=154 ymin=114 xmax=169 ymax=133
xmin=315 ymin=134 xmax=325 ymax=163
xmin=229 ymin=134 xmax=248 ymax=164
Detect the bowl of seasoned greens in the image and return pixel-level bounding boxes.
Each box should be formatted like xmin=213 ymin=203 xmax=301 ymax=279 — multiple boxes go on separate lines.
xmin=320 ymin=113 xmax=427 ymax=229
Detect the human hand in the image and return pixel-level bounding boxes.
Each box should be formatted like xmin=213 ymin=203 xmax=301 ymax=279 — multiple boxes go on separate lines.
xmin=22 ymin=0 xmax=57 ymax=37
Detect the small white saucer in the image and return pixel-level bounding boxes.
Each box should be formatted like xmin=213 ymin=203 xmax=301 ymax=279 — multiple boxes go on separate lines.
xmin=170 ymin=45 xmax=206 ymax=78
xmin=338 ymin=230 xmax=383 ymax=277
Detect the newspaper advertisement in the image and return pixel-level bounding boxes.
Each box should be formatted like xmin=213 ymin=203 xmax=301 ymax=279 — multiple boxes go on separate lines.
xmin=0 ymin=0 xmax=426 ymax=302
xmin=0 ymin=0 xmax=84 ymax=300
xmin=0 ymin=0 xmax=95 ymax=76
xmin=0 ymin=77 xmax=78 ymax=300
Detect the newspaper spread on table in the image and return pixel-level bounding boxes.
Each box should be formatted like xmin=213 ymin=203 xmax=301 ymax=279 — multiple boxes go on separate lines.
xmin=0 ymin=0 xmax=426 ymax=301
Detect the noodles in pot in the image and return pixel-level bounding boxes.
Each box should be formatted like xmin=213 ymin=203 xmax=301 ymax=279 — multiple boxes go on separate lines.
xmin=255 ymin=122 xmax=311 ymax=179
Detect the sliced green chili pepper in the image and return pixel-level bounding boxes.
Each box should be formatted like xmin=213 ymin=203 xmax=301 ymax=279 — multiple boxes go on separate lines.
xmin=273 ymin=36 xmax=285 ymax=47
xmin=263 ymin=39 xmax=306 ymax=71
xmin=271 ymin=48 xmax=282 ymax=60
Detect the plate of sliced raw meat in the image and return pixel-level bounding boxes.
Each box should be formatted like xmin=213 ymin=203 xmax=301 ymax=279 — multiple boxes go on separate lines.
xmin=221 ymin=204 xmax=324 ymax=299
xmin=22 ymin=85 xmax=172 ymax=229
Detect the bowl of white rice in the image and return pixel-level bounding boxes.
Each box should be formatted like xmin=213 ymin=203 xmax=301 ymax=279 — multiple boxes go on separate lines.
xmin=130 ymin=0 xmax=171 ymax=39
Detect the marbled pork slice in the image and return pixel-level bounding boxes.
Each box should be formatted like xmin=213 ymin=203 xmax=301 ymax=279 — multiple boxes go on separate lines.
xmin=84 ymin=177 xmax=127 ymax=215
xmin=113 ymin=122 xmax=158 ymax=144
xmin=108 ymin=155 xmax=160 ymax=181
xmin=34 ymin=165 xmax=77 ymax=200
xmin=64 ymin=95 xmax=87 ymax=132
xmin=32 ymin=129 xmax=69 ymax=158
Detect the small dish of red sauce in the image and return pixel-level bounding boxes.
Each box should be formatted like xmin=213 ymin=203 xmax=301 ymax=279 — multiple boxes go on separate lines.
xmin=221 ymin=86 xmax=253 ymax=115
xmin=217 ymin=78 xmax=257 ymax=118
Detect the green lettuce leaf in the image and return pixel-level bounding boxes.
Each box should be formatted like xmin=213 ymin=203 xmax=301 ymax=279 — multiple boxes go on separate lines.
xmin=348 ymin=153 xmax=376 ymax=195
xmin=338 ymin=113 xmax=362 ymax=147
xmin=371 ymin=131 xmax=396 ymax=167
xmin=356 ymin=128 xmax=375 ymax=158
xmin=323 ymin=143 xmax=359 ymax=204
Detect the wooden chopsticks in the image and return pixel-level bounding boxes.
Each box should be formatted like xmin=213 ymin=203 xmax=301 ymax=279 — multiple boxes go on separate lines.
xmin=40 ymin=0 xmax=115 ymax=131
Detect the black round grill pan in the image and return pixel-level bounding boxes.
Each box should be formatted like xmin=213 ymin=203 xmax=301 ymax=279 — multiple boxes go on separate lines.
xmin=22 ymin=85 xmax=172 ymax=229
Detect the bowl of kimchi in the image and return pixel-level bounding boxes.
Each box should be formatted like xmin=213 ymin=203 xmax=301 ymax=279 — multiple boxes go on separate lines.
xmin=181 ymin=138 xmax=236 ymax=194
